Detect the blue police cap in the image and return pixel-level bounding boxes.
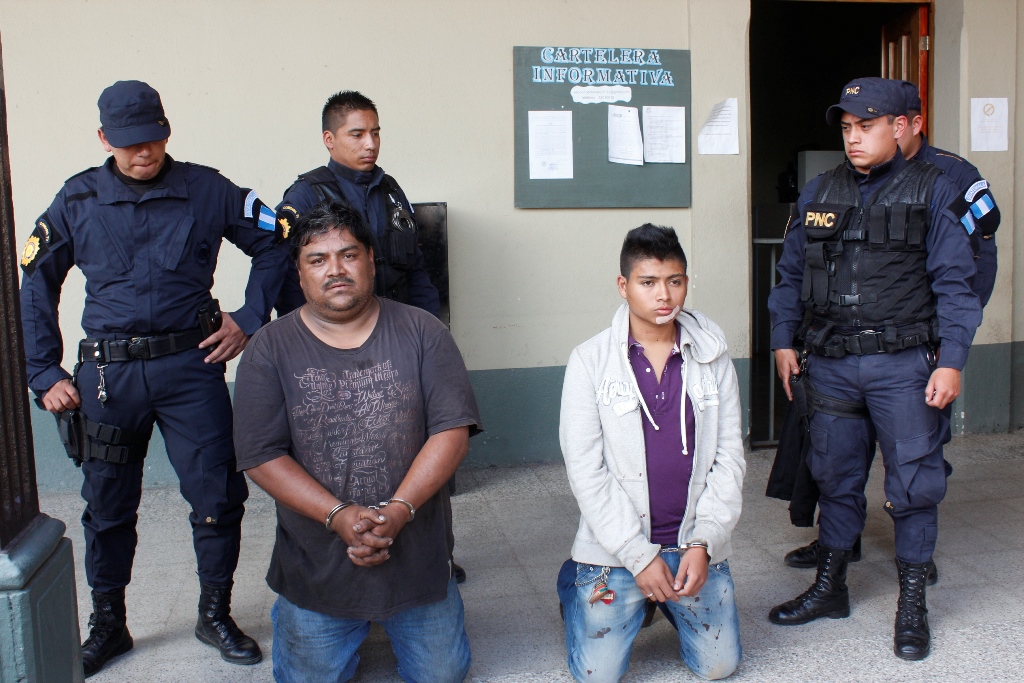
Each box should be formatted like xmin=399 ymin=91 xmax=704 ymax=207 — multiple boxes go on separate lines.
xmin=898 ymin=80 xmax=923 ymax=113
xmin=97 ymin=80 xmax=170 ymax=148
xmin=825 ymin=77 xmax=907 ymax=126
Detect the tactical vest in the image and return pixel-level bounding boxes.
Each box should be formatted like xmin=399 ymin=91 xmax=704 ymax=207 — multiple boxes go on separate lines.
xmin=801 ymin=160 xmax=942 ymax=356
xmin=297 ymin=167 xmax=419 ymax=304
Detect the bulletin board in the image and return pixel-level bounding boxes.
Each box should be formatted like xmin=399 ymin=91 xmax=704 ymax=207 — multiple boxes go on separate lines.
xmin=513 ymin=46 xmax=692 ymax=209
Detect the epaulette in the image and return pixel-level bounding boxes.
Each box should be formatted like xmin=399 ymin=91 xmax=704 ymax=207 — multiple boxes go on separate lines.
xmin=934 ymin=151 xmax=966 ymax=164
xmin=178 ymin=161 xmax=221 ymax=174
xmin=64 ymin=167 xmax=98 ymax=184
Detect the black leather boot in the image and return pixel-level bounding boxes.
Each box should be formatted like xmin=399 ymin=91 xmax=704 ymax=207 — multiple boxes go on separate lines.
xmin=82 ymin=588 xmax=133 ymax=677
xmin=770 ymin=545 xmax=852 ymax=625
xmin=194 ymin=582 xmax=262 ymax=665
xmin=894 ymin=558 xmax=931 ymax=660
xmin=784 ymin=534 xmax=862 ymax=568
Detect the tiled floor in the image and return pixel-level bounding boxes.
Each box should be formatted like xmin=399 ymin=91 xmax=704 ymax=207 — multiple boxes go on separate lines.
xmin=40 ymin=432 xmax=1024 ymax=682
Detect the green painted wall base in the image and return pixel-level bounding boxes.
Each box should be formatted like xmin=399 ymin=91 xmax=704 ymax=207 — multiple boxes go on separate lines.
xmin=28 ymin=358 xmax=752 ymax=487
xmin=953 ymin=342 xmax=1015 ymax=435
xmin=0 ymin=517 xmax=82 ymax=682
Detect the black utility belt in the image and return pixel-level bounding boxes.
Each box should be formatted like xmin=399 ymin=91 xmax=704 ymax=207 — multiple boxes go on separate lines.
xmin=80 ymin=328 xmax=206 ymax=363
xmin=807 ymin=327 xmax=932 ymax=358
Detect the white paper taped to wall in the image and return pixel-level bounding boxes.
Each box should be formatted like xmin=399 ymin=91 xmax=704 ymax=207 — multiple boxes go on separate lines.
xmin=970 ymin=98 xmax=1008 ymax=152
xmin=528 ymin=110 xmax=574 ymax=179
xmin=697 ymin=98 xmax=739 ymax=155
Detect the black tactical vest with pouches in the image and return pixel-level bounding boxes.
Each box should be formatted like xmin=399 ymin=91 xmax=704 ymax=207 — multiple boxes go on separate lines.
xmin=801 ymin=160 xmax=942 ymax=330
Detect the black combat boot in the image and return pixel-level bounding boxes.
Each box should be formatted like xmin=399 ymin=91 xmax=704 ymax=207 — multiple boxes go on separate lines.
xmin=769 ymin=545 xmax=852 ymax=625
xmin=784 ymin=534 xmax=862 ymax=568
xmin=82 ymin=588 xmax=133 ymax=677
xmin=194 ymin=582 xmax=262 ymax=665
xmin=894 ymin=558 xmax=931 ymax=660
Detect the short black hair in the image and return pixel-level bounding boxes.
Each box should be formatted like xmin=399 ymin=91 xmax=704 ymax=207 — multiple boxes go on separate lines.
xmin=290 ymin=200 xmax=375 ymax=262
xmin=620 ymin=224 xmax=687 ymax=277
xmin=322 ymin=90 xmax=377 ymax=133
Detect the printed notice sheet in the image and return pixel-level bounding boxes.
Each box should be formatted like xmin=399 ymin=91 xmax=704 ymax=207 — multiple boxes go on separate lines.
xmin=608 ymin=105 xmax=644 ymax=166
xmin=970 ymin=98 xmax=1008 ymax=152
xmin=697 ymin=98 xmax=739 ymax=155
xmin=642 ymin=106 xmax=686 ymax=163
xmin=528 ymin=110 xmax=574 ymax=179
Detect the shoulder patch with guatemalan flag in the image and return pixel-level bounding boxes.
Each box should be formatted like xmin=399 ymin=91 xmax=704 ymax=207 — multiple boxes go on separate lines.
xmin=243 ymin=189 xmax=280 ymax=240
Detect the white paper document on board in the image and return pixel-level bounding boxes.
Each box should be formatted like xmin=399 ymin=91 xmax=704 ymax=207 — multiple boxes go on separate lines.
xmin=697 ymin=98 xmax=739 ymax=155
xmin=608 ymin=105 xmax=644 ymax=166
xmin=642 ymin=106 xmax=686 ymax=163
xmin=970 ymin=98 xmax=1008 ymax=152
xmin=528 ymin=110 xmax=574 ymax=179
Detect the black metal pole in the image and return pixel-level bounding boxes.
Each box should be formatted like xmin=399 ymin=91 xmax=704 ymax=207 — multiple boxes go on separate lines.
xmin=0 ymin=39 xmax=41 ymax=549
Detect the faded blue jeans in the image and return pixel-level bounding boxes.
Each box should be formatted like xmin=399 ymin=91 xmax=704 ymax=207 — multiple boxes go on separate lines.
xmin=271 ymin=577 xmax=470 ymax=683
xmin=559 ymin=549 xmax=741 ymax=682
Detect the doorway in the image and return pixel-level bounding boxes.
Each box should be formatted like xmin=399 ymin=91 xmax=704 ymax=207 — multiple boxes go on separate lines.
xmin=748 ymin=0 xmax=931 ymax=446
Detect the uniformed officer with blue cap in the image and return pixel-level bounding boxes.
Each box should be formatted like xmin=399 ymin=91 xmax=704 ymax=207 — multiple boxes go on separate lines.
xmin=766 ymin=77 xmax=982 ymax=661
xmin=782 ymin=80 xmax=1001 ymax=577
xmin=19 ymin=80 xmax=287 ymax=676
xmin=272 ymin=90 xmax=440 ymax=317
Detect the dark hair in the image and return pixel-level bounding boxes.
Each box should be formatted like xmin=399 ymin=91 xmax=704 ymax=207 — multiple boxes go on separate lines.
xmin=322 ymin=90 xmax=378 ymax=133
xmin=620 ymin=224 xmax=687 ymax=277
xmin=290 ymin=200 xmax=375 ymax=262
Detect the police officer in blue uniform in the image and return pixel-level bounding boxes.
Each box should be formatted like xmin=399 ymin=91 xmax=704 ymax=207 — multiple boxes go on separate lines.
xmin=766 ymin=78 xmax=982 ymax=661
xmin=19 ymin=81 xmax=286 ymax=676
xmin=273 ymin=90 xmax=440 ymax=317
xmin=782 ymin=80 xmax=1001 ymax=577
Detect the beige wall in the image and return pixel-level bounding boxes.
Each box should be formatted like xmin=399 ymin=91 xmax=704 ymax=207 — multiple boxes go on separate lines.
xmin=0 ymin=0 xmax=753 ymax=380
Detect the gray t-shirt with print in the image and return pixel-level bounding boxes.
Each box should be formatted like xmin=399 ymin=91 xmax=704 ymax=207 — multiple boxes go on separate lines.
xmin=234 ymin=298 xmax=482 ymax=620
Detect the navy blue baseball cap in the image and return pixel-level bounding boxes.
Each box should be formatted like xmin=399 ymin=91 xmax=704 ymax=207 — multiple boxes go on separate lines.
xmin=899 ymin=80 xmax=923 ymax=113
xmin=825 ymin=77 xmax=907 ymax=125
xmin=97 ymin=80 xmax=170 ymax=148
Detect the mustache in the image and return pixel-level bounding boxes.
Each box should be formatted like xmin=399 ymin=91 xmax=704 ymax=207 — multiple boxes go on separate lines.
xmin=323 ymin=277 xmax=356 ymax=291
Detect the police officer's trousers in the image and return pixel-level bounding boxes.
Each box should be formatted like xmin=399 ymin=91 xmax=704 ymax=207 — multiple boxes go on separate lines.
xmin=806 ymin=346 xmax=947 ymax=564
xmin=77 ymin=348 xmax=248 ymax=593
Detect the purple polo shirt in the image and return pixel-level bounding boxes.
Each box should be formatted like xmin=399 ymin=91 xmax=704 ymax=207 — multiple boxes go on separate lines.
xmin=628 ymin=324 xmax=696 ymax=546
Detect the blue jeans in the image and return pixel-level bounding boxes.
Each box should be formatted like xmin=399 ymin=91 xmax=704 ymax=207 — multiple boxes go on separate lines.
xmin=270 ymin=578 xmax=470 ymax=683
xmin=559 ymin=550 xmax=741 ymax=682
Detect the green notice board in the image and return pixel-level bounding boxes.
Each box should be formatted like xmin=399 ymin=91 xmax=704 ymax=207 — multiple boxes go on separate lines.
xmin=514 ymin=46 xmax=691 ymax=209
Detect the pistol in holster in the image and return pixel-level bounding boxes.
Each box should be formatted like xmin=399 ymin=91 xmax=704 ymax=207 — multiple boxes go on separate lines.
xmin=198 ymin=299 xmax=223 ymax=339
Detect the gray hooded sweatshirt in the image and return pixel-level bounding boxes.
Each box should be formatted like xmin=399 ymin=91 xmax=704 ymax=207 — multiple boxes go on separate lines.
xmin=559 ymin=303 xmax=746 ymax=575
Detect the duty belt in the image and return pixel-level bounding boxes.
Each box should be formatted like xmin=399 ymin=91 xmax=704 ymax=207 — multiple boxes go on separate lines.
xmin=79 ymin=328 xmax=206 ymax=363
xmin=805 ymin=322 xmax=932 ymax=358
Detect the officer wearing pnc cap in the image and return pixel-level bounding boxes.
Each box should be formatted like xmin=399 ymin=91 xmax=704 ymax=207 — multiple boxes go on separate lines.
xmin=19 ymin=80 xmax=287 ymax=676
xmin=766 ymin=77 xmax=981 ymax=661
xmin=783 ymin=80 xmax=1002 ymax=576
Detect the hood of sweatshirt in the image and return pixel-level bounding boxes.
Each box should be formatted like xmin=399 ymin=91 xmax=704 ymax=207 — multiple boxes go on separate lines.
xmin=609 ymin=303 xmax=729 ymax=364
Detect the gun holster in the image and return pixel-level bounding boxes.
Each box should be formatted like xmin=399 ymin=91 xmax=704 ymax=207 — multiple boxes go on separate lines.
xmin=54 ymin=409 xmax=87 ymax=467
xmin=198 ymin=299 xmax=223 ymax=339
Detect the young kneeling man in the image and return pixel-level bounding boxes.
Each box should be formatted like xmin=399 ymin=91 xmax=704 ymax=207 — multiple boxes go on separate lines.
xmin=233 ymin=201 xmax=482 ymax=683
xmin=558 ymin=224 xmax=745 ymax=682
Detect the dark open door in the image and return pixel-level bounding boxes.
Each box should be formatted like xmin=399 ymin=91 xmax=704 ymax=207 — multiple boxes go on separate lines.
xmin=881 ymin=4 xmax=931 ymax=131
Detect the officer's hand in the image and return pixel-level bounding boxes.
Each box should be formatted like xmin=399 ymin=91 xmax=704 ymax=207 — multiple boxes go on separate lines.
xmin=635 ymin=556 xmax=678 ymax=604
xmin=199 ymin=312 xmax=249 ymax=364
xmin=925 ymin=367 xmax=961 ymax=409
xmin=774 ymin=349 xmax=801 ymax=401
xmin=41 ymin=379 xmax=81 ymax=413
xmin=674 ymin=547 xmax=709 ymax=598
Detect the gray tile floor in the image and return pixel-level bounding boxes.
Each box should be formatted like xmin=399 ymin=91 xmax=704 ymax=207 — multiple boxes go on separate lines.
xmin=40 ymin=432 xmax=1024 ymax=682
